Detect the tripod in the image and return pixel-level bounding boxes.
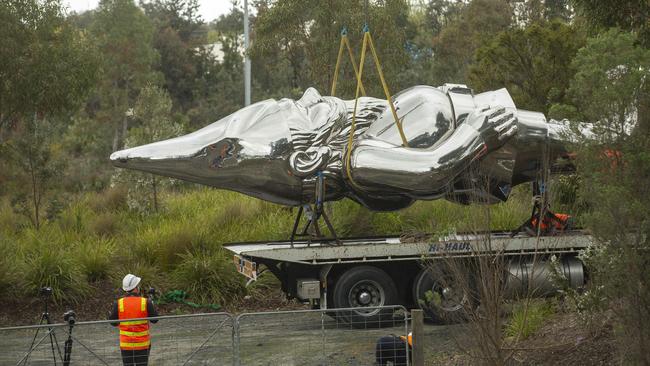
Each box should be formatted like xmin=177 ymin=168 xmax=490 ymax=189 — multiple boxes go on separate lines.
xmin=21 ymin=287 xmax=63 ymax=366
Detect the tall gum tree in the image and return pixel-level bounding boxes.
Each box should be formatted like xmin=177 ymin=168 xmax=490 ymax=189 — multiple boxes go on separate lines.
xmin=91 ymin=0 xmax=160 ymax=152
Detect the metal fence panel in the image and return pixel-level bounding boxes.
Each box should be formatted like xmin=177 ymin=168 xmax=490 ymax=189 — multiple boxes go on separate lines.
xmin=1 ymin=306 xmax=411 ymax=366
xmin=0 ymin=313 xmax=234 ymax=366
xmin=234 ymin=306 xmax=409 ymax=366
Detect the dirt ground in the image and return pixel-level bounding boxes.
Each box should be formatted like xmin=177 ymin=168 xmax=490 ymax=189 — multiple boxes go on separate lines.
xmin=419 ymin=312 xmax=618 ymax=366
xmin=511 ymin=312 xmax=617 ymax=365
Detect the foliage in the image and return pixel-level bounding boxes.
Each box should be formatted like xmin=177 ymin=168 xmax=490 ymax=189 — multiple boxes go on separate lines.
xmin=0 ymin=0 xmax=97 ymax=139
xmin=0 ymin=237 xmax=18 ymax=297
xmin=251 ymin=0 xmax=412 ymax=99
xmin=430 ymin=0 xmax=512 ymax=85
xmin=562 ymin=26 xmax=650 ymax=364
xmin=18 ymin=230 xmax=91 ymax=304
xmin=112 ymin=85 xmax=184 ymax=212
xmin=2 ymin=118 xmax=65 ymax=229
xmin=572 ymin=0 xmax=650 ymax=47
xmin=469 ymin=21 xmax=585 ymax=113
xmin=91 ymin=0 xmax=160 ymax=151
xmin=77 ymin=238 xmax=116 ymax=282
xmin=172 ymin=250 xmax=246 ymax=305
xmin=505 ymin=300 xmax=555 ymax=339
xmin=566 ymin=29 xmax=650 ymax=136
xmin=142 ymin=0 xmax=210 ymax=112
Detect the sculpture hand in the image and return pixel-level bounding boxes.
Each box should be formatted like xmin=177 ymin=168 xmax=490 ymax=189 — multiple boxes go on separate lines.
xmin=466 ymin=106 xmax=518 ymax=152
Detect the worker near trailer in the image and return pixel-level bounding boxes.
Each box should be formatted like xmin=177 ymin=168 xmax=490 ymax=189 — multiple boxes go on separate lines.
xmin=108 ymin=274 xmax=159 ymax=366
xmin=375 ymin=332 xmax=412 ymax=365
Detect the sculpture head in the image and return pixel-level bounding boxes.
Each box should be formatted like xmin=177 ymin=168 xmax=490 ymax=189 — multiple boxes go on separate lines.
xmin=110 ymin=101 xmax=305 ymax=205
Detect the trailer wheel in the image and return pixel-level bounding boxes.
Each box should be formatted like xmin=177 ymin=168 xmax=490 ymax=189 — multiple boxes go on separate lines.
xmin=332 ymin=266 xmax=399 ymax=327
xmin=413 ymin=265 xmax=474 ymax=324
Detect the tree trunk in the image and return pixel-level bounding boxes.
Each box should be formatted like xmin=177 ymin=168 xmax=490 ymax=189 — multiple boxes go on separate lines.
xmin=112 ymin=126 xmax=120 ymax=152
xmin=29 ymin=114 xmax=40 ymax=230
xmin=152 ymin=175 xmax=158 ymax=212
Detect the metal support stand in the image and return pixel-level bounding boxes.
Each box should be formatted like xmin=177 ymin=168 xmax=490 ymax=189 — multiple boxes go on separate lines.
xmin=290 ymin=172 xmax=341 ymax=246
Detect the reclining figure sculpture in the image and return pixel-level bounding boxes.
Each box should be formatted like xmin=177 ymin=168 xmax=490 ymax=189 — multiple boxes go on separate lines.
xmin=110 ymin=84 xmax=575 ymax=211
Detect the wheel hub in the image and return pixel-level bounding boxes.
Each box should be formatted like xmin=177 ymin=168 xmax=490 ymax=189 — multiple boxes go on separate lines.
xmin=358 ymin=291 xmax=372 ymax=305
xmin=348 ymin=280 xmax=385 ymax=315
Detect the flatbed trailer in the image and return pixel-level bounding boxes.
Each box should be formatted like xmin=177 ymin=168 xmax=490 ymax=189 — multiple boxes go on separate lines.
xmin=225 ymin=230 xmax=592 ymax=323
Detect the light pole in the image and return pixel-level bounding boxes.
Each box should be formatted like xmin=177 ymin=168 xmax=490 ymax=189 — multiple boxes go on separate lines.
xmin=243 ymin=0 xmax=251 ymax=106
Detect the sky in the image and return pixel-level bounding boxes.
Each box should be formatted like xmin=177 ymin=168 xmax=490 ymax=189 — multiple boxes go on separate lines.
xmin=63 ymin=0 xmax=237 ymax=22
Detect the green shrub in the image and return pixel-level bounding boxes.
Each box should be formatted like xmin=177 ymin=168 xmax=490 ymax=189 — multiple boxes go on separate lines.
xmin=0 ymin=198 xmax=28 ymax=234
xmin=172 ymin=250 xmax=246 ymax=305
xmin=91 ymin=186 xmax=127 ymax=212
xmin=77 ymin=238 xmax=115 ymax=282
xmin=57 ymin=201 xmax=89 ymax=234
xmin=505 ymin=300 xmax=555 ymax=339
xmin=131 ymin=221 xmax=203 ymax=269
xmin=90 ymin=212 xmax=119 ymax=237
xmin=156 ymin=223 xmax=203 ymax=269
xmin=20 ymin=236 xmax=90 ymax=304
xmin=0 ymin=238 xmax=18 ymax=296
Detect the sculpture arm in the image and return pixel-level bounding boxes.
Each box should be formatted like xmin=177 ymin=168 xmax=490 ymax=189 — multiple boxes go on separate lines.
xmin=348 ymin=107 xmax=517 ymax=196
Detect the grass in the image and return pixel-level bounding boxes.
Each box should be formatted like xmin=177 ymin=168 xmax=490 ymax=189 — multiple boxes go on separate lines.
xmin=505 ymin=299 xmax=556 ymax=340
xmin=0 ymin=185 xmax=533 ymax=307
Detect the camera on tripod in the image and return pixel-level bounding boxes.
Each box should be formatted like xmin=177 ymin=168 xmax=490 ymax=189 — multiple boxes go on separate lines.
xmin=63 ymin=310 xmax=76 ymax=325
xmin=40 ymin=286 xmax=53 ymax=297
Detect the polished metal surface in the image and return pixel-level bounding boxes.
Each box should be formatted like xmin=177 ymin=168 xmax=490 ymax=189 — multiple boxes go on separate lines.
xmin=111 ymin=84 xmax=579 ymax=210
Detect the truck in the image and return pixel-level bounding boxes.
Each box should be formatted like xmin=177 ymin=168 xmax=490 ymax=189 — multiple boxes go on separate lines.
xmin=225 ymin=229 xmax=591 ymax=324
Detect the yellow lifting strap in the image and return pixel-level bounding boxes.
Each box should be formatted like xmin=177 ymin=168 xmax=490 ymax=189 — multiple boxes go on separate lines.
xmin=330 ymin=32 xmax=366 ymax=97
xmin=344 ymin=28 xmax=409 ymax=189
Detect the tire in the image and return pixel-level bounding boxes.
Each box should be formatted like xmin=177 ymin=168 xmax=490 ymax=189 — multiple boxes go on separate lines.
xmin=332 ymin=266 xmax=400 ymax=328
xmin=412 ymin=264 xmax=475 ymax=324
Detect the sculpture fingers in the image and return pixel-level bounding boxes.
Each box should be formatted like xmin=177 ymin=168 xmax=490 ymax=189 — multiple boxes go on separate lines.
xmin=498 ymin=124 xmax=518 ymax=141
xmin=487 ymin=107 xmax=506 ymax=121
xmin=493 ymin=112 xmax=516 ymax=133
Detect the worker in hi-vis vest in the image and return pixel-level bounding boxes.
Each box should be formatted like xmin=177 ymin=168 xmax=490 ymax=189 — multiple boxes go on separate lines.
xmin=375 ymin=332 xmax=412 ymax=366
xmin=109 ymin=274 xmax=159 ymax=366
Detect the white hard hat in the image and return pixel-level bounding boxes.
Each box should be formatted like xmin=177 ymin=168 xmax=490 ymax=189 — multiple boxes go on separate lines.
xmin=122 ymin=274 xmax=141 ymax=292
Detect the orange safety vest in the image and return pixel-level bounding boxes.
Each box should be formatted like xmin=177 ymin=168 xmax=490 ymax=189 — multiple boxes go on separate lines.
xmin=399 ymin=332 xmax=412 ymax=347
xmin=530 ymin=213 xmax=570 ymax=231
xmin=117 ymin=297 xmax=150 ymax=350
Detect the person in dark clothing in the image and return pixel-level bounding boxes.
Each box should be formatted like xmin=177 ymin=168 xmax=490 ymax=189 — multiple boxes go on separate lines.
xmin=375 ymin=333 xmax=411 ymax=366
xmin=108 ymin=274 xmax=159 ymax=366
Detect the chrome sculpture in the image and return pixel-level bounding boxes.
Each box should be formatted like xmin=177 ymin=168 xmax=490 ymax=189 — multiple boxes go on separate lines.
xmin=110 ymin=84 xmax=576 ymax=211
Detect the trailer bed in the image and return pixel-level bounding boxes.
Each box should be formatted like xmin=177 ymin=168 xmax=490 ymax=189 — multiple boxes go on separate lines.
xmin=225 ymin=230 xmax=592 ymax=266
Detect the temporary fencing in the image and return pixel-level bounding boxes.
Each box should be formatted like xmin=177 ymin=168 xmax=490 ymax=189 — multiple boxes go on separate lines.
xmin=0 ymin=312 xmax=234 ymax=366
xmin=0 ymin=305 xmax=411 ymax=366
xmin=234 ymin=305 xmax=409 ymax=366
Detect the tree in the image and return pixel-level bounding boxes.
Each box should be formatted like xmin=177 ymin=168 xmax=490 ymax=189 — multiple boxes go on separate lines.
xmin=91 ymin=0 xmax=160 ymax=151
xmin=251 ymin=0 xmax=412 ymax=99
xmin=567 ymin=29 xmax=650 ymax=138
xmin=1 ymin=118 xmax=65 ymax=229
xmin=142 ymin=0 xmax=208 ymax=111
xmin=113 ymin=85 xmax=184 ymax=213
xmin=0 ymin=0 xmax=97 ymax=141
xmin=567 ymin=29 xmax=650 ymax=365
xmin=572 ymin=0 xmax=650 ymax=47
xmin=468 ymin=21 xmax=585 ymax=113
xmin=429 ymin=0 xmax=512 ymax=85
xmin=0 ymin=0 xmax=97 ymax=227
xmin=572 ymin=0 xmax=650 ymax=134
xmin=511 ymin=0 xmax=573 ymax=25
